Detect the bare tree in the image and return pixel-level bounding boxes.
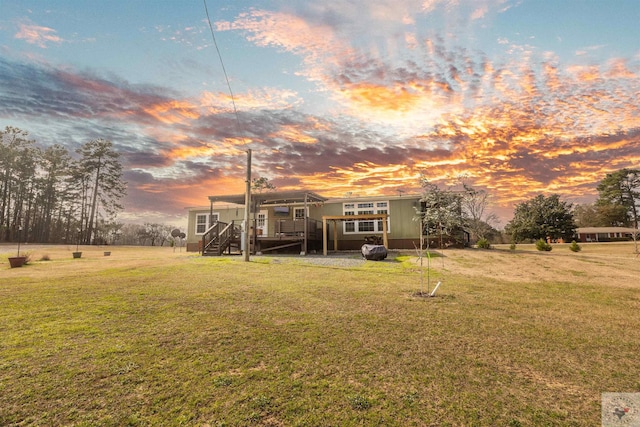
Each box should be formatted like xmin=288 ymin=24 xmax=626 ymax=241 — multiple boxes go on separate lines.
xmin=461 ymin=183 xmax=499 ymax=241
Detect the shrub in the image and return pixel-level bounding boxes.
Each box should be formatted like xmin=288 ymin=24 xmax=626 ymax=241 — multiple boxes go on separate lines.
xmin=569 ymin=240 xmax=582 ymax=252
xmin=348 ymin=394 xmax=372 ymax=410
xmin=39 ymin=254 xmax=51 ymax=261
xmin=535 ymin=239 xmax=552 ymax=251
xmin=22 ymin=252 xmax=33 ymax=264
xmin=476 ymin=238 xmax=491 ymax=249
xmin=509 ymin=242 xmax=516 ymax=251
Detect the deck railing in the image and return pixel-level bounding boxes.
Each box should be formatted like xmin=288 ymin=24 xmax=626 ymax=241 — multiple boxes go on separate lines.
xmin=274 ymin=218 xmax=322 ymax=239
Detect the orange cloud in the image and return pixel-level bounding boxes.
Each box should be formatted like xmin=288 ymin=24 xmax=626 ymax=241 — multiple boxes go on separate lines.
xmin=289 ymin=161 xmax=418 ymax=198
xmin=567 ymin=65 xmax=602 ymax=82
xmin=342 ymin=83 xmax=422 ymax=113
xmin=606 ymin=58 xmax=636 ymax=79
xmin=200 ymin=88 xmax=300 ymax=112
xmin=143 ymin=100 xmax=200 ymax=124
xmin=270 ymin=125 xmax=317 ymax=144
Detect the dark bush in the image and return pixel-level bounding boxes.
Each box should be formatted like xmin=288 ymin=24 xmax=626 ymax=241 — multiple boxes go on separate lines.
xmin=569 ymin=240 xmax=582 ymax=252
xmin=476 ymin=238 xmax=491 ymax=249
xmin=535 ymin=238 xmax=552 ymax=251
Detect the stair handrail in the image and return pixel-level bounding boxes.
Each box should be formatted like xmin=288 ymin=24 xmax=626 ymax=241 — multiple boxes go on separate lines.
xmin=202 ymin=221 xmax=223 ymax=254
xmin=202 ymin=221 xmax=239 ymax=255
xmin=216 ymin=221 xmax=235 ymax=255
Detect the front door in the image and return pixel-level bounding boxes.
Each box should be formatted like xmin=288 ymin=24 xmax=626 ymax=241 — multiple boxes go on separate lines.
xmin=256 ymin=210 xmax=268 ymax=236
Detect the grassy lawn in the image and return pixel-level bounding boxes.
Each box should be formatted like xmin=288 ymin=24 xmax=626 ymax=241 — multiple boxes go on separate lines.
xmin=1 ymin=244 xmax=639 ymax=426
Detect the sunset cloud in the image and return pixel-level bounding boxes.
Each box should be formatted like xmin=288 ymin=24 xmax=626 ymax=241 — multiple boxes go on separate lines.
xmin=14 ymin=22 xmax=63 ymax=48
xmin=1 ymin=1 xmax=638 ymax=225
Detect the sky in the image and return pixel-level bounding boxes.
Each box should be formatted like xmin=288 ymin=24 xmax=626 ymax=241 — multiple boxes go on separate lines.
xmin=1 ymin=0 xmax=639 ymax=229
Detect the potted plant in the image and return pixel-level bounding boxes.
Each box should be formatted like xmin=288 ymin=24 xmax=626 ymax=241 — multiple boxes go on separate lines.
xmin=9 ymin=226 xmax=26 ymax=268
xmin=73 ymin=230 xmax=82 ymax=259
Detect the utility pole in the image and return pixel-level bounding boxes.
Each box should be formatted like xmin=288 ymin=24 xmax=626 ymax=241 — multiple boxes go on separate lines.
xmin=243 ymin=149 xmax=251 ymax=262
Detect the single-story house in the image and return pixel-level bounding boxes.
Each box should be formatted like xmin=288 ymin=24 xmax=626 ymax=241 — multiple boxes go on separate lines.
xmin=576 ymin=227 xmax=638 ymax=242
xmin=185 ymin=190 xmax=463 ymax=255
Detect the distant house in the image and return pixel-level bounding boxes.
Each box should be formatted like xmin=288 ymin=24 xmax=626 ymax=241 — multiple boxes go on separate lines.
xmin=576 ymin=227 xmax=638 ymax=242
xmin=185 ymin=190 xmax=452 ymax=255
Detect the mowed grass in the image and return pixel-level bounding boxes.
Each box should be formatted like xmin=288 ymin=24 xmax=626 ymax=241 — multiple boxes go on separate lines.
xmin=1 ymin=245 xmax=639 ymax=426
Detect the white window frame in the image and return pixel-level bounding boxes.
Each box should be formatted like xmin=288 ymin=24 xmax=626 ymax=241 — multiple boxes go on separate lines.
xmin=342 ymin=201 xmax=390 ymax=234
xmin=256 ymin=210 xmax=268 ymax=236
xmin=293 ymin=207 xmax=308 ymax=220
xmin=195 ymin=212 xmax=219 ymax=235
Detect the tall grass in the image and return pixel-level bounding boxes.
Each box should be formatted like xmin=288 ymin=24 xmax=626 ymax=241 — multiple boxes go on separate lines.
xmin=1 ymin=246 xmax=639 ymax=426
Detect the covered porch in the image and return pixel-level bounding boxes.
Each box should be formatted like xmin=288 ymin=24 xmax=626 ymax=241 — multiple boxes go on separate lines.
xmin=207 ymin=190 xmax=327 ymax=255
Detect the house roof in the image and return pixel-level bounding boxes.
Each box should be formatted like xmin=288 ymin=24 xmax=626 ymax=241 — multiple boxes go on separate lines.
xmin=577 ymin=227 xmax=638 ymax=234
xmin=209 ymin=190 xmax=327 ymax=206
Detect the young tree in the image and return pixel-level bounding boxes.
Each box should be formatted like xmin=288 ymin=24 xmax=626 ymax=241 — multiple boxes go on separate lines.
xmin=418 ymin=179 xmax=467 ymax=248
xmin=506 ymin=194 xmax=577 ymax=242
xmin=596 ymin=169 xmax=640 ymax=229
xmin=76 ymin=139 xmax=127 ymax=244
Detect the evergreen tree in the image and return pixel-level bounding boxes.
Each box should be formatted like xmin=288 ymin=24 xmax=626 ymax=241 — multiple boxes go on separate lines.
xmin=506 ymin=194 xmax=576 ymax=242
xmin=76 ymin=139 xmax=127 ymax=244
xmin=596 ymin=169 xmax=640 ymax=228
xmin=33 ymin=144 xmax=71 ymax=242
xmin=0 ymin=127 xmax=37 ymax=241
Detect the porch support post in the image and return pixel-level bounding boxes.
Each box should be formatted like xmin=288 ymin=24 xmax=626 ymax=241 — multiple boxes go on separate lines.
xmin=382 ymin=213 xmax=389 ymax=248
xmin=243 ymin=149 xmax=251 ymax=262
xmin=302 ymin=193 xmax=308 ymax=255
xmin=322 ymin=217 xmax=328 ymax=256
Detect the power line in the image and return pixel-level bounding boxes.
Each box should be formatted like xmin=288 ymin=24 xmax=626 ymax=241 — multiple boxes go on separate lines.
xmin=203 ymin=0 xmax=242 ymax=132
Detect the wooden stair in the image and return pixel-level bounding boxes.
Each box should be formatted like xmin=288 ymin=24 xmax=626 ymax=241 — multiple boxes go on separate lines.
xmin=201 ymin=221 xmax=242 ymax=256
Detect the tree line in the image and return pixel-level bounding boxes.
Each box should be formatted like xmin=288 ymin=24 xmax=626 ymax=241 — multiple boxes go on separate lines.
xmin=419 ymin=168 xmax=640 ymax=246
xmin=1 ymin=126 xmax=126 ymax=245
xmin=506 ymin=168 xmax=639 ymax=242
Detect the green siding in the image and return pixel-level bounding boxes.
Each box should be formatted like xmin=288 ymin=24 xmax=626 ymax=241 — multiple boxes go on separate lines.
xmin=186 ymin=195 xmax=424 ymax=250
xmin=322 ymin=197 xmax=421 ymax=242
xmin=186 ymin=205 xmax=246 ymax=245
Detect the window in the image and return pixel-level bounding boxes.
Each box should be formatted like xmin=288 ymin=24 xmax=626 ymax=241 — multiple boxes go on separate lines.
xmin=195 ymin=213 xmax=219 ymax=234
xmin=257 ymin=213 xmax=266 ymax=228
xmin=294 ymin=207 xmax=307 ymax=220
xmin=196 ymin=214 xmax=207 ymax=234
xmin=358 ymin=221 xmax=375 ymax=232
xmin=342 ymin=201 xmax=390 ymax=234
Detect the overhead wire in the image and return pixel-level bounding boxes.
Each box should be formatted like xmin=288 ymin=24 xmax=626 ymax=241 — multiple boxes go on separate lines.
xmin=202 ymin=0 xmax=243 ymax=133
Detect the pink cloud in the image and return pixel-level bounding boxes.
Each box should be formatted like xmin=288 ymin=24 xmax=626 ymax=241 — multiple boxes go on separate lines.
xmin=15 ymin=23 xmax=63 ymax=48
xmin=470 ymin=5 xmax=489 ymax=20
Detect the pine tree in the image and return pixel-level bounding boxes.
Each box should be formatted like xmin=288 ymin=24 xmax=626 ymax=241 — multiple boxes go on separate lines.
xmin=76 ymin=139 xmax=127 ymax=244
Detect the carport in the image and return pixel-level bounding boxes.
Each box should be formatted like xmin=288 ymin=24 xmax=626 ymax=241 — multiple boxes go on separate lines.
xmin=321 ymin=213 xmax=389 ymax=256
